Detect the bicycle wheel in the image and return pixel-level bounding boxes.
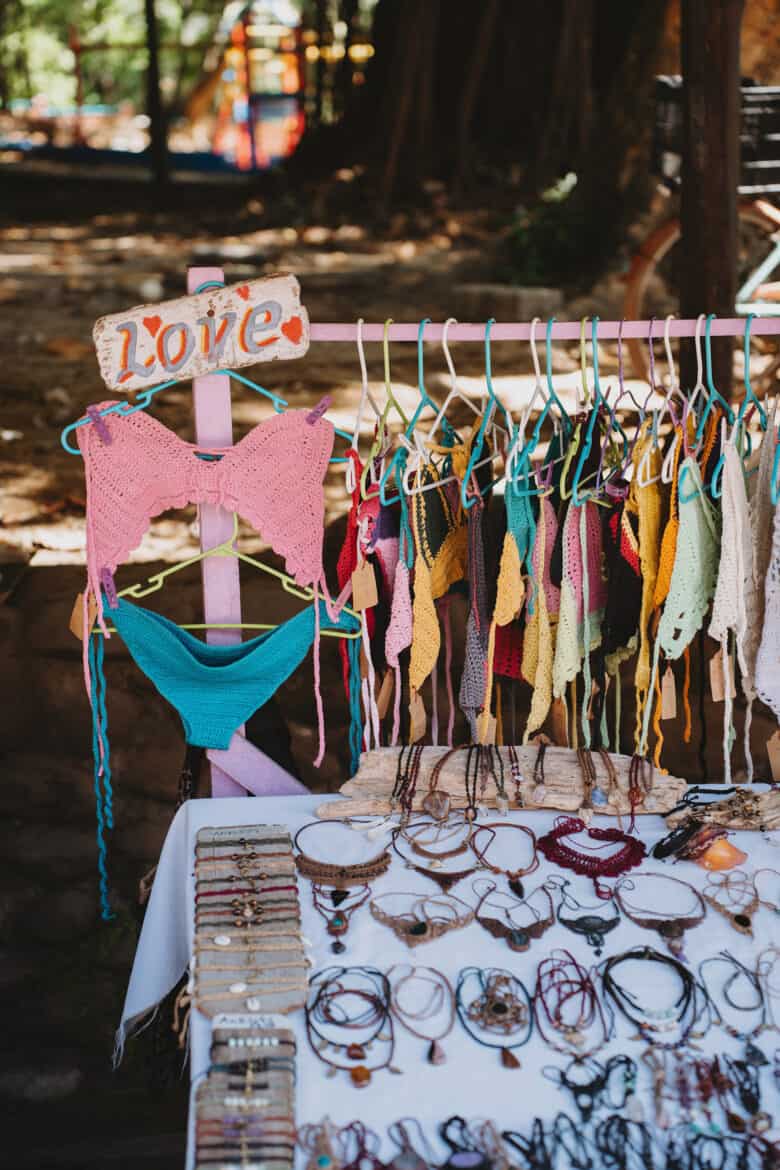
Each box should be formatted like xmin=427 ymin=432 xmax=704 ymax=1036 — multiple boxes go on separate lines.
xmin=623 ymin=200 xmax=780 ymax=383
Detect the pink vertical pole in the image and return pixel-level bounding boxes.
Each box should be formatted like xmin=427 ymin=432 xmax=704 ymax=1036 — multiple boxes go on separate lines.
xmin=187 ymin=266 xmax=245 ymax=796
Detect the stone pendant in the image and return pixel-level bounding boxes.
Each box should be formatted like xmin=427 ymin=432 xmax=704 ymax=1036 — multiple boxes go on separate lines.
xmin=349 ymin=1065 xmax=371 ymax=1087
xmin=330 ymin=889 xmax=349 ymax=907
xmin=508 ymin=877 xmax=525 ymax=900
xmin=331 ymin=939 xmax=346 ymax=954
xmin=745 ymin=1041 xmax=768 ymax=1067
xmin=496 ymin=794 xmax=510 ymax=816
xmin=427 ymin=1039 xmax=446 ymax=1065
xmin=422 ymin=789 xmax=451 ymax=821
xmin=501 ymin=1047 xmax=521 ymax=1070
xmin=591 ymin=786 xmax=609 ymax=807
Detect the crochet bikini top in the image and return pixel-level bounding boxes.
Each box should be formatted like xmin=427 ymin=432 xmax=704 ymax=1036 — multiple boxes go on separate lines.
xmin=78 ymin=403 xmax=334 ymax=628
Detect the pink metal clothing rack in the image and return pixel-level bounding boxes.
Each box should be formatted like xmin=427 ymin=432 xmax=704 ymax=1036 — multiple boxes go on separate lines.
xmin=187 ymin=268 xmax=779 ymax=797
xmin=308 ymin=318 xmax=780 ymax=342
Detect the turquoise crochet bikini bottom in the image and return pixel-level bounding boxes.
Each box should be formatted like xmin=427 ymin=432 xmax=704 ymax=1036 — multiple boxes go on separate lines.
xmin=109 ymin=596 xmax=358 ymax=749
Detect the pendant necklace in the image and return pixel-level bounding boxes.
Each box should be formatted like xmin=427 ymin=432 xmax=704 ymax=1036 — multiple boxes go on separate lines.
xmin=472 ymin=878 xmax=555 ymax=953
xmin=312 ymin=883 xmax=371 ymax=955
xmin=421 ymin=745 xmax=466 ymax=822
xmin=699 ymin=950 xmax=769 ymax=1069
xmin=392 ymin=816 xmax=477 ymax=893
xmin=455 ymin=966 xmax=534 ymax=1069
xmin=702 ymin=870 xmax=759 ymax=937
xmin=613 ymin=872 xmax=707 ymax=960
xmin=387 ymin=963 xmax=456 ymax=1066
xmin=544 ymin=875 xmax=621 ymax=957
xmin=470 ymin=821 xmax=539 ymax=898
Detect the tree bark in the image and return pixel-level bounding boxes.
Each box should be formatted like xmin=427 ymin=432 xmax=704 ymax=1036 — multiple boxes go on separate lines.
xmin=144 ymin=0 xmax=168 ymax=186
xmin=680 ymin=0 xmax=744 ymax=395
xmin=454 ymin=0 xmax=500 ymax=191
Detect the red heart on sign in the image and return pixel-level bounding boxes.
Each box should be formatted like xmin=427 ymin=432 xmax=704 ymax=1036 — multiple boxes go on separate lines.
xmin=236 ymin=285 xmax=250 ymax=301
xmin=282 ymin=316 xmax=303 ymax=344
xmin=143 ymin=315 xmax=162 ymax=337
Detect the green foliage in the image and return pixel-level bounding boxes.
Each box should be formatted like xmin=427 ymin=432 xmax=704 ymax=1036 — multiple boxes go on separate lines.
xmin=502 ymin=174 xmax=598 ymax=289
xmin=1 ymin=0 xmax=227 ymax=111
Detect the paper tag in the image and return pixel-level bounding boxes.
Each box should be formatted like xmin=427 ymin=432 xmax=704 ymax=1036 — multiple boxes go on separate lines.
xmin=351 ymin=558 xmax=378 ymax=611
xmin=478 ymin=712 xmax=497 ymax=745
xmin=69 ymin=591 xmax=97 ymax=641
xmin=709 ymin=651 xmax=736 ymax=702
xmin=768 ymin=729 xmax=780 ymax=783
xmin=376 ymin=671 xmax=394 ymax=720
xmin=551 ymin=697 xmax=569 ymax=747
xmin=661 ymin=666 xmax=677 ymax=721
xmin=409 ymin=690 xmax=426 ymax=743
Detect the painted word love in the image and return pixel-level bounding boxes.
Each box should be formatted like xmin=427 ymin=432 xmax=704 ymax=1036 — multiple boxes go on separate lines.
xmin=92 ymin=272 xmax=309 ymax=393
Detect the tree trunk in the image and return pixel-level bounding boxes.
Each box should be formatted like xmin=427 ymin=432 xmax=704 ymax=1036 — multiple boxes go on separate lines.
xmin=454 ymin=0 xmax=500 ymax=191
xmin=144 ymin=0 xmax=169 ymax=186
xmin=314 ymin=0 xmax=328 ymax=127
xmin=335 ymin=0 xmax=359 ymax=120
xmin=680 ymin=0 xmax=744 ymax=395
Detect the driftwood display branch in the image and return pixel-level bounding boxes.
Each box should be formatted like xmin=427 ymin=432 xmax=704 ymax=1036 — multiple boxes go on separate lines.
xmin=665 ymin=787 xmax=780 ymax=831
xmin=316 ymin=747 xmax=687 ymax=820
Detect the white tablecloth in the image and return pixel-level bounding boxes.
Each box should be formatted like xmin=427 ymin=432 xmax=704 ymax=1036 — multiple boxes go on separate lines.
xmin=120 ymin=796 xmax=780 ymax=1167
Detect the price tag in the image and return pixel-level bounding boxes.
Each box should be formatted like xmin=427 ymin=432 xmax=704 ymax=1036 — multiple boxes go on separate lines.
xmin=408 ymin=690 xmax=426 ymax=743
xmin=551 ymin=697 xmax=568 ymax=746
xmin=768 ymin=729 xmax=780 ymax=783
xmin=660 ymin=666 xmax=677 ymax=721
xmin=709 ymin=651 xmax=736 ymax=702
xmin=376 ymin=671 xmax=394 ymax=719
xmin=477 ymin=712 xmax=497 ymax=745
xmin=69 ymin=591 xmax=97 ymax=641
xmin=351 ymin=558 xmax=378 ymax=611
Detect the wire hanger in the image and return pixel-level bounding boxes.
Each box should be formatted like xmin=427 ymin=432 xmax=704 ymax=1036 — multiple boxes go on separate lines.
xmin=109 ymin=511 xmax=360 ymax=639
xmin=378 ymin=318 xmax=437 ymax=505
xmin=506 ymin=317 xmax=564 ymax=492
xmin=60 ymin=366 xmax=355 ymax=465
xmin=460 ymin=318 xmax=513 ymax=509
xmin=358 ymin=318 xmax=408 ymax=498
xmin=693 ymin=313 xmax=735 ymax=450
xmin=346 ymin=317 xmax=383 ymax=496
xmin=709 ymin=314 xmax=768 ymax=498
xmin=419 ymin=316 xmax=482 ymax=456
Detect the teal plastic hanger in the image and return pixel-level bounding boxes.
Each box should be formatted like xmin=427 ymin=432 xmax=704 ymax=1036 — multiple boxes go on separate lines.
xmin=378 ymin=318 xmax=435 ymax=505
xmin=61 ymin=368 xmax=352 ymax=464
xmin=60 ymin=278 xmax=353 ymax=462
xmin=709 ymin=315 xmax=767 ymax=499
xmin=694 ymin=313 xmax=735 ymax=448
xmin=510 ymin=317 xmax=560 ymax=488
xmin=737 ymin=313 xmax=768 ymax=430
xmin=570 ymin=317 xmax=606 ymax=506
xmin=461 ymin=318 xmax=513 ymax=509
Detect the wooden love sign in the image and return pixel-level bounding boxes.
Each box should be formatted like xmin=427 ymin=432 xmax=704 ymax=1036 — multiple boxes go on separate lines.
xmin=92 ymin=272 xmax=309 ymax=393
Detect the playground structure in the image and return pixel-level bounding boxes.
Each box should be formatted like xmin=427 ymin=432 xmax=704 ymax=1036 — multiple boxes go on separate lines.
xmin=2 ymin=1 xmax=376 ymax=176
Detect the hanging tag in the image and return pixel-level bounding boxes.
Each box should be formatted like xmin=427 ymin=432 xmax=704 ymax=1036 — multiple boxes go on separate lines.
xmin=477 ymin=712 xmax=497 ymax=745
xmin=767 ymin=729 xmax=780 ymax=783
xmin=69 ymin=592 xmax=97 ymax=641
xmin=409 ymin=690 xmax=426 ymax=743
xmin=376 ymin=671 xmax=394 ymax=720
xmin=351 ymin=558 xmax=378 ymax=611
xmin=551 ymin=697 xmax=569 ymax=747
xmin=661 ymin=666 xmax=677 ymax=721
xmin=709 ymin=652 xmax=736 ymax=703
xmin=586 ymin=679 xmax=600 ymax=720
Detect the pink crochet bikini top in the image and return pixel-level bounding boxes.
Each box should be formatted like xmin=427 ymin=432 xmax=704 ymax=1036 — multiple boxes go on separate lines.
xmin=78 ymin=402 xmax=334 ymax=627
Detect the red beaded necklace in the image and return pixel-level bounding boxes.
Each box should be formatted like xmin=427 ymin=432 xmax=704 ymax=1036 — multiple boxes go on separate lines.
xmin=537 ymin=815 xmax=646 ymax=899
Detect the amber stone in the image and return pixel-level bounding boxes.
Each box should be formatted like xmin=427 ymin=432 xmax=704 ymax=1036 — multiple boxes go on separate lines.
xmin=501 ymin=1047 xmax=521 ymax=1069
xmin=349 ymin=1064 xmax=372 ymax=1087
xmin=346 ymin=1043 xmax=365 ymax=1060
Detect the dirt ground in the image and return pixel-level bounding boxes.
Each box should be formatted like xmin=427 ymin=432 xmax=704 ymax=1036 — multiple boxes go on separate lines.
xmin=1 ymin=170 xmax=775 ymax=1165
